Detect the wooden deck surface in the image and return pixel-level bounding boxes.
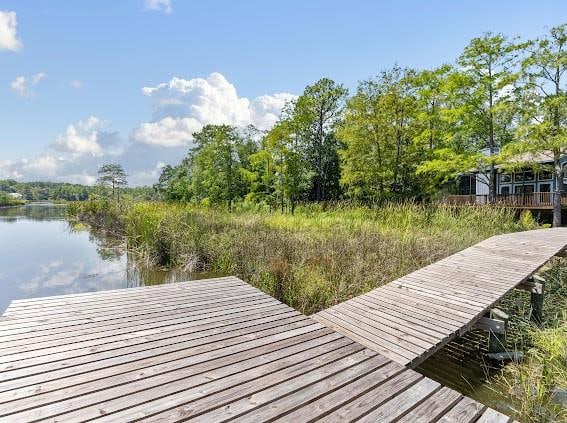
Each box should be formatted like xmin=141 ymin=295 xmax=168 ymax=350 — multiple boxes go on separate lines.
xmin=0 ymin=276 xmax=513 ymax=422
xmin=314 ymin=228 xmax=567 ymax=368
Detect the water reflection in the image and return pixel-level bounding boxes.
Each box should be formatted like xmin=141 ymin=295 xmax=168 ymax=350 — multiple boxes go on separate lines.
xmin=0 ymin=202 xmax=68 ymax=222
xmin=0 ymin=204 xmax=215 ymax=312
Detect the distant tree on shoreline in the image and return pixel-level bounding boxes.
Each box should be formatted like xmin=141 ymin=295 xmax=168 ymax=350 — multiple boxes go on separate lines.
xmin=97 ymin=163 xmax=128 ymax=201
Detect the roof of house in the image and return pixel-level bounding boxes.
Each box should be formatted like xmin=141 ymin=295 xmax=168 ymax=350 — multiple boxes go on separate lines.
xmin=498 ymin=150 xmax=556 ymax=166
xmin=465 ymin=149 xmax=564 ymax=174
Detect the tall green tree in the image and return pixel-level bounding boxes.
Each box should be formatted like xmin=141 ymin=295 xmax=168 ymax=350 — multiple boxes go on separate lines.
xmin=244 ymin=110 xmax=312 ymax=213
xmin=189 ymin=124 xmax=256 ymax=211
xmin=411 ymin=65 xmax=459 ymax=195
xmin=244 ymin=148 xmax=277 ymax=206
xmin=506 ymin=24 xmax=567 ymax=226
xmin=448 ymin=33 xmax=521 ymax=200
xmin=339 ymin=67 xmax=421 ymax=201
xmin=171 ymin=156 xmax=195 ymax=202
xmin=96 ymin=163 xmax=128 ymax=201
xmin=153 ymin=165 xmax=175 ymax=198
xmin=413 ymin=64 xmax=452 ymax=152
xmin=293 ymin=78 xmax=348 ymax=201
xmin=268 ymin=118 xmax=310 ymax=212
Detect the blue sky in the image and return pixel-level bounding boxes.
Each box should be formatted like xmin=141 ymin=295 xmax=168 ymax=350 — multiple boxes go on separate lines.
xmin=1 ymin=0 xmax=566 ymax=185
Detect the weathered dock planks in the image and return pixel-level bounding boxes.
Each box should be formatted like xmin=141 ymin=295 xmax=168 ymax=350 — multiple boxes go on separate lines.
xmin=0 ymin=276 xmax=513 ymax=422
xmin=314 ymin=227 xmax=567 ymax=367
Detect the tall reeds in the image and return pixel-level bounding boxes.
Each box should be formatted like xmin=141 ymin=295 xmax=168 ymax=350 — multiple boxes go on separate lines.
xmin=496 ymin=259 xmax=567 ymax=422
xmin=69 ymin=200 xmax=537 ymax=315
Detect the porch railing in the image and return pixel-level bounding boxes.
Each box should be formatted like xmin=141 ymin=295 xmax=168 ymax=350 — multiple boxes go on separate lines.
xmin=446 ymin=192 xmax=567 ymax=208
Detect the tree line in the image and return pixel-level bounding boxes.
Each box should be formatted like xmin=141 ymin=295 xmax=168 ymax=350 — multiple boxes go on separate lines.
xmin=0 ymin=178 xmax=155 ymax=202
xmin=156 ymin=23 xmax=566 ymax=220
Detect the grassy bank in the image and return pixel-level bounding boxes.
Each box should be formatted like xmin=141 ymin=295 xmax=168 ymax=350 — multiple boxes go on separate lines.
xmin=0 ymin=192 xmax=25 ymax=207
xmin=68 ymin=200 xmax=538 ymax=315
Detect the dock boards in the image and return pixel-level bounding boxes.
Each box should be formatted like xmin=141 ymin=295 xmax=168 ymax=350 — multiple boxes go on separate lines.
xmin=0 ymin=276 xmax=513 ymax=422
xmin=314 ymin=227 xmax=567 ymax=367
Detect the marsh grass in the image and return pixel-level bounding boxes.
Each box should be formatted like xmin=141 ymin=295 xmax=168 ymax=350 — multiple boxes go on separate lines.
xmin=69 ymin=200 xmax=537 ymax=315
xmin=495 ymin=259 xmax=567 ymax=422
xmin=496 ymin=323 xmax=567 ymax=422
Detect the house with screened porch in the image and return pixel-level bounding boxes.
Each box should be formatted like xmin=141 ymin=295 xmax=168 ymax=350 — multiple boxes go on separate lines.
xmin=447 ymin=150 xmax=567 ymax=210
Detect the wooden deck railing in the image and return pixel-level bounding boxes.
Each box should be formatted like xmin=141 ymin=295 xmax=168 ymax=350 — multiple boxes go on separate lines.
xmin=446 ymin=194 xmax=487 ymax=206
xmin=446 ymin=192 xmax=567 ymax=208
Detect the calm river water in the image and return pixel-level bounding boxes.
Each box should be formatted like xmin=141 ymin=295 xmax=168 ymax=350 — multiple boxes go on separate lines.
xmin=0 ymin=203 xmax=204 ymax=313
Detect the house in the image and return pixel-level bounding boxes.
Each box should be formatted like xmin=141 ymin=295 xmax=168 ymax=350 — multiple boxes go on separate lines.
xmin=8 ymin=192 xmax=23 ymax=200
xmin=449 ymin=149 xmax=567 ymax=210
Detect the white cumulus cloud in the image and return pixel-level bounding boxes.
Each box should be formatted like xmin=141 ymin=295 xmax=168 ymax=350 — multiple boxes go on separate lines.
xmin=133 ymin=72 xmax=296 ymax=147
xmin=19 ymin=155 xmax=61 ymax=178
xmin=0 ymin=154 xmax=101 ymax=185
xmin=144 ymin=0 xmax=172 ymax=14
xmin=10 ymin=76 xmax=27 ymax=96
xmin=250 ymin=93 xmax=296 ymax=130
xmin=0 ymin=116 xmax=185 ymax=186
xmin=133 ymin=116 xmax=201 ymax=148
xmin=10 ymin=72 xmax=47 ymax=97
xmin=0 ymin=11 xmax=22 ymax=52
xmin=3 ymin=74 xmax=297 ymax=186
xmin=52 ymin=116 xmax=105 ymax=156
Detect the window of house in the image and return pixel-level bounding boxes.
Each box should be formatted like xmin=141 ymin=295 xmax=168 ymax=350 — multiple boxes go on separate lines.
xmin=515 ymin=171 xmax=535 ymax=182
xmin=515 ymin=184 xmax=535 ymax=194
xmin=500 ymin=173 xmax=512 ymax=183
xmin=540 ymin=183 xmax=551 ymax=193
xmin=539 ymin=170 xmax=553 ymax=180
xmin=500 ymin=186 xmax=510 ymax=195
xmin=457 ymin=174 xmax=476 ymax=195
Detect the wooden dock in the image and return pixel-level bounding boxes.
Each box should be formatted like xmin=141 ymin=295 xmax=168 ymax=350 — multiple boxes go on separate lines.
xmin=314 ymin=228 xmax=567 ymax=367
xmin=0 ymin=276 xmax=514 ymax=422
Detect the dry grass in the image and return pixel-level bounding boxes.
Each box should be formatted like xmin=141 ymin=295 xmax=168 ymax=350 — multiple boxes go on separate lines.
xmin=69 ymin=200 xmax=537 ymax=315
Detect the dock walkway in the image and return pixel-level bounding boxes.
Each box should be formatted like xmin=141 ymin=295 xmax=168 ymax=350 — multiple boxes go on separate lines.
xmin=314 ymin=228 xmax=567 ymax=367
xmin=0 ymin=277 xmax=513 ymax=422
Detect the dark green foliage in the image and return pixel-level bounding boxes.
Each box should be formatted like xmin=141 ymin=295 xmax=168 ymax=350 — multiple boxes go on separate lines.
xmin=294 ymin=78 xmax=348 ymax=201
xmin=157 ymin=125 xmax=258 ymax=210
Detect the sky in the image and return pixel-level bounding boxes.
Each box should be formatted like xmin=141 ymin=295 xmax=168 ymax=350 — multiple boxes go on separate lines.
xmin=1 ymin=0 xmax=566 ymax=186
